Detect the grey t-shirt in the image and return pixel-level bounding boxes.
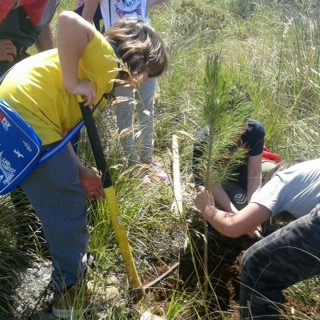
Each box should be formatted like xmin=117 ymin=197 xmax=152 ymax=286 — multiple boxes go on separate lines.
xmin=251 ymin=159 xmax=320 ymax=218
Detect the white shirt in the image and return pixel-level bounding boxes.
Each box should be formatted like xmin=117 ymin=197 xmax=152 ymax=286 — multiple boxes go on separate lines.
xmin=100 ymin=0 xmax=149 ymax=28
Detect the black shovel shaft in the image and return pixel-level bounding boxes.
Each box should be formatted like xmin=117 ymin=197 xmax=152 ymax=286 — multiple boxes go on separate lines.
xmin=79 ymin=102 xmax=112 ymax=189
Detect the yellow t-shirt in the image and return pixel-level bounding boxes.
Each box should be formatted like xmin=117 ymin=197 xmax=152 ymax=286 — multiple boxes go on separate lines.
xmin=0 ymin=30 xmax=118 ymax=145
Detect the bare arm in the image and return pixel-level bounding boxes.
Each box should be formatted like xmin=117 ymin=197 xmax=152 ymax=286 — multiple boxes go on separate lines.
xmin=194 ymin=186 xmax=271 ymax=238
xmin=210 ymin=184 xmax=239 ymax=213
xmin=35 ymin=23 xmax=54 ymax=52
xmin=247 ymin=154 xmax=262 ymax=202
xmin=67 ymin=142 xmax=104 ymax=201
xmin=57 ymin=11 xmax=96 ymax=106
xmin=82 ymin=0 xmax=100 ymax=24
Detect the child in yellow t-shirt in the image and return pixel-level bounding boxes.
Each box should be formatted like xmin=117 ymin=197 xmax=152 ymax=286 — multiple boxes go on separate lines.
xmin=0 ymin=11 xmax=167 ymax=319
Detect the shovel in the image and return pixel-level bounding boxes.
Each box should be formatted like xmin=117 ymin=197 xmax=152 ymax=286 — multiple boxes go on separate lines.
xmin=79 ymin=100 xmax=141 ymax=289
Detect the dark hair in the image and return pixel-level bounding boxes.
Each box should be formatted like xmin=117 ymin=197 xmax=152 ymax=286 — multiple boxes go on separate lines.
xmin=105 ymin=18 xmax=168 ymax=78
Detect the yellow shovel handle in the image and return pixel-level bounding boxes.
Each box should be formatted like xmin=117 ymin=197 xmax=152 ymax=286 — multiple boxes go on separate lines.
xmin=104 ymin=187 xmax=141 ymax=289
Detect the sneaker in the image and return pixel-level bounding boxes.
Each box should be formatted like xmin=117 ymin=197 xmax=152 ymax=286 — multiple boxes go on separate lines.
xmin=52 ymin=286 xmax=91 ymax=319
xmin=147 ymin=158 xmax=169 ymax=183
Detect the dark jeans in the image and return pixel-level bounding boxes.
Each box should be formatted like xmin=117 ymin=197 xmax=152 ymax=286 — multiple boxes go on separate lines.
xmin=240 ymin=204 xmax=320 ymax=319
xmin=21 ymin=146 xmax=88 ymax=292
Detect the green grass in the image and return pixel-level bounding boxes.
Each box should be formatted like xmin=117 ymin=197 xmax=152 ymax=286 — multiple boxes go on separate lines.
xmin=0 ymin=0 xmax=320 ymax=319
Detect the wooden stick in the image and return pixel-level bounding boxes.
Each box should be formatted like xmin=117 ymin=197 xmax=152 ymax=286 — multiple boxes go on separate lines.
xmin=141 ymin=262 xmax=180 ymax=294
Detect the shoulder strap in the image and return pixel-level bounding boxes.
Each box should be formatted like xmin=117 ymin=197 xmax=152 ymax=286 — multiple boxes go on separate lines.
xmin=0 ymin=67 xmax=13 ymax=85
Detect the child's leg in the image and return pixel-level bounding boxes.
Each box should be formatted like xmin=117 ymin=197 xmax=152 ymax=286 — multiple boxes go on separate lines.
xmin=114 ymin=84 xmax=139 ymax=166
xmin=21 ymin=146 xmax=88 ymax=292
xmin=240 ymin=204 xmax=320 ymax=319
xmin=136 ymin=77 xmax=156 ymax=162
xmin=223 ymin=181 xmax=247 ymax=210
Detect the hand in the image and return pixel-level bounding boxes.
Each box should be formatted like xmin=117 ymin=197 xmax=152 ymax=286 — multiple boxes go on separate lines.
xmin=194 ymin=186 xmax=215 ymax=214
xmin=66 ymin=80 xmax=97 ymax=108
xmin=0 ymin=39 xmax=17 ymax=62
xmin=79 ymin=167 xmax=105 ymax=201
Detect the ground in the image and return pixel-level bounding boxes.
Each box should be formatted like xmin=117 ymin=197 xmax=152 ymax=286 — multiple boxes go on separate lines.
xmin=137 ymin=214 xmax=320 ymax=319
xmin=1 ymin=216 xmax=320 ymax=319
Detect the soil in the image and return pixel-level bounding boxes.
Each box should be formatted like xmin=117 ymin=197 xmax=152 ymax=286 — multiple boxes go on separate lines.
xmin=177 ymin=231 xmax=253 ymax=319
xmin=137 ymin=215 xmax=320 ymax=319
